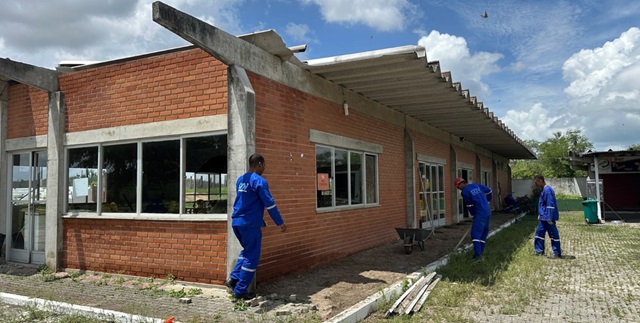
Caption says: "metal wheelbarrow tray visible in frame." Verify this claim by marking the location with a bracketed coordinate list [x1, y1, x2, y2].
[394, 228, 434, 254]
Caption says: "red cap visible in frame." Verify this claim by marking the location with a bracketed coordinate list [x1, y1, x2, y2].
[454, 177, 466, 188]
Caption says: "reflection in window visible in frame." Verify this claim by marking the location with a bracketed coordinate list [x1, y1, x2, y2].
[65, 134, 228, 215]
[335, 149, 348, 206]
[104, 144, 137, 213]
[68, 147, 98, 211]
[316, 146, 333, 208]
[143, 140, 180, 213]
[185, 135, 228, 214]
[316, 145, 378, 209]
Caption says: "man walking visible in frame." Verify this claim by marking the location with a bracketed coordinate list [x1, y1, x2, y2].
[225, 153, 287, 300]
[455, 178, 493, 262]
[533, 175, 562, 258]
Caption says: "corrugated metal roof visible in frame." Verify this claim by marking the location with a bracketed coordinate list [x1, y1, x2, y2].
[301, 46, 535, 159]
[241, 31, 534, 159]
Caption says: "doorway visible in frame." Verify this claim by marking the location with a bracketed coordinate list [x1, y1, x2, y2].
[8, 151, 47, 264]
[457, 168, 473, 222]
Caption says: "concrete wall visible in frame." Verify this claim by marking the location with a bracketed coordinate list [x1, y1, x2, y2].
[512, 177, 587, 198]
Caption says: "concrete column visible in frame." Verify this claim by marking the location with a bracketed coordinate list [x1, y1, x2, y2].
[45, 91, 65, 271]
[450, 145, 458, 224]
[0, 81, 8, 259]
[226, 65, 255, 282]
[404, 129, 416, 228]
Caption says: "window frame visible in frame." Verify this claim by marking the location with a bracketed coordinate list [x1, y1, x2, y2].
[315, 144, 379, 211]
[64, 132, 228, 219]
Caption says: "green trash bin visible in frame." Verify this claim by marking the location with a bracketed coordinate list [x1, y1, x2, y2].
[581, 200, 599, 224]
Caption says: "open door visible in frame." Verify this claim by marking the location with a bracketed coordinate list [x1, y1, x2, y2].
[8, 151, 47, 264]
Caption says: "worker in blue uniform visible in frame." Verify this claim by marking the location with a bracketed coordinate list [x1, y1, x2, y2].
[455, 178, 493, 262]
[225, 153, 287, 300]
[533, 175, 562, 258]
[503, 194, 522, 214]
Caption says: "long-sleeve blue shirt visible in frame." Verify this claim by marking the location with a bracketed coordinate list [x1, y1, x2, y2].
[231, 172, 284, 228]
[461, 183, 493, 217]
[538, 185, 559, 221]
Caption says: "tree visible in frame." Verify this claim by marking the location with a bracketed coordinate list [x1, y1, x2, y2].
[510, 129, 593, 179]
[630, 144, 640, 151]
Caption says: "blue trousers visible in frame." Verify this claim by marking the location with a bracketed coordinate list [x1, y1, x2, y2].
[534, 220, 561, 256]
[229, 226, 262, 294]
[471, 214, 491, 257]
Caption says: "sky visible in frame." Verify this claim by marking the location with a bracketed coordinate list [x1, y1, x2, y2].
[1, 0, 639, 153]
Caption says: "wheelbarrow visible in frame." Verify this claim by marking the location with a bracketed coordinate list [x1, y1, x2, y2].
[395, 228, 434, 254]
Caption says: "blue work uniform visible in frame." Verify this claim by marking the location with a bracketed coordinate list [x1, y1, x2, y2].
[534, 185, 561, 256]
[229, 172, 284, 295]
[461, 183, 493, 258]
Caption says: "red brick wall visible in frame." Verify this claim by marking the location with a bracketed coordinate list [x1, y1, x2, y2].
[497, 165, 510, 207]
[457, 148, 476, 169]
[56, 48, 230, 284]
[479, 155, 492, 173]
[248, 72, 407, 282]
[63, 219, 228, 284]
[7, 83, 49, 139]
[60, 48, 227, 132]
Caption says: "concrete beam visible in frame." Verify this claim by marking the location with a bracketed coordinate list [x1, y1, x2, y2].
[151, 1, 336, 101]
[0, 58, 58, 92]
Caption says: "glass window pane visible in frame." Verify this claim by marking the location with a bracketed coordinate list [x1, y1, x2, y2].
[11, 153, 30, 250]
[67, 147, 98, 211]
[316, 146, 333, 208]
[185, 135, 228, 214]
[350, 152, 363, 205]
[366, 154, 377, 204]
[334, 149, 349, 206]
[103, 144, 137, 213]
[143, 140, 180, 213]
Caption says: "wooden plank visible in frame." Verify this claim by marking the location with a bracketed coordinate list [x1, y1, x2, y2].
[397, 272, 436, 315]
[411, 274, 442, 313]
[385, 273, 432, 317]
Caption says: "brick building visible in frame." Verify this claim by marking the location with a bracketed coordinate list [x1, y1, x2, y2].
[0, 2, 534, 286]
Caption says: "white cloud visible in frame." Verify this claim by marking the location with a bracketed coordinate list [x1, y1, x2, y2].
[300, 0, 419, 32]
[561, 27, 640, 150]
[563, 27, 640, 101]
[285, 23, 317, 44]
[418, 30, 503, 98]
[0, 0, 247, 68]
[502, 103, 564, 142]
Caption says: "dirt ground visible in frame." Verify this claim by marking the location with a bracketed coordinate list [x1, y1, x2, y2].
[0, 212, 520, 321]
[257, 212, 521, 320]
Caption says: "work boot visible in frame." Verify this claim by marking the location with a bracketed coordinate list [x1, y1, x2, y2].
[224, 278, 238, 290]
[232, 292, 256, 301]
[532, 252, 545, 256]
[472, 255, 483, 263]
[547, 254, 563, 259]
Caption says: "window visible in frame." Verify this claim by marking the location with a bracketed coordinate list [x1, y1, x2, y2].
[66, 134, 227, 215]
[316, 145, 378, 209]
[482, 170, 491, 187]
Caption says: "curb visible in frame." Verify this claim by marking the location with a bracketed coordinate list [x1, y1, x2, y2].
[0, 292, 165, 323]
[325, 213, 526, 323]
